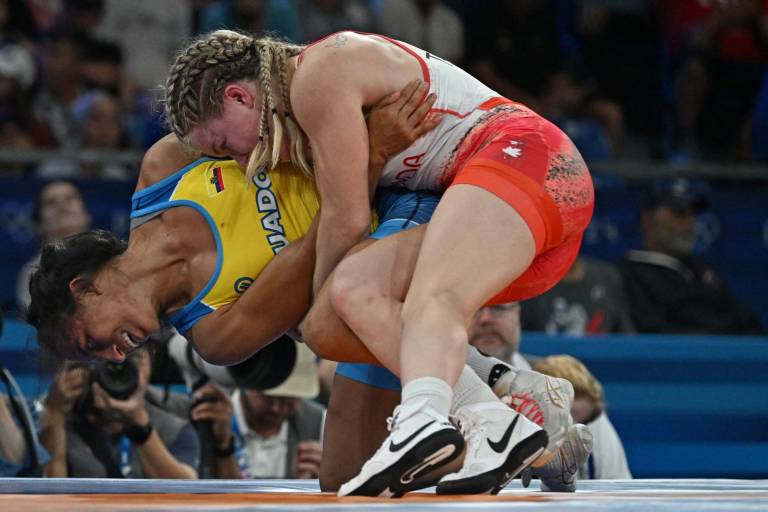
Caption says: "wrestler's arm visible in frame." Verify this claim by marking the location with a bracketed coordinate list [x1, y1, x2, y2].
[187, 220, 318, 365]
[292, 56, 371, 295]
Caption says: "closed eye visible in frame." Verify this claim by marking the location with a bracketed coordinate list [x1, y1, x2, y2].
[86, 337, 99, 351]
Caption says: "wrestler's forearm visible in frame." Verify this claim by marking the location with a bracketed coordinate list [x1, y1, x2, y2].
[313, 211, 369, 294]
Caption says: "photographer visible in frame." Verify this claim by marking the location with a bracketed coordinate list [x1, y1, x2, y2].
[0, 314, 48, 477]
[189, 381, 241, 479]
[0, 386, 49, 477]
[186, 339, 324, 479]
[39, 347, 199, 478]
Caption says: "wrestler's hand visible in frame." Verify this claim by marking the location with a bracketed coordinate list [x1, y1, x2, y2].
[367, 79, 442, 164]
[294, 440, 322, 479]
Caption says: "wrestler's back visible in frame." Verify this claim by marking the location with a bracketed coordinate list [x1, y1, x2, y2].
[296, 32, 515, 192]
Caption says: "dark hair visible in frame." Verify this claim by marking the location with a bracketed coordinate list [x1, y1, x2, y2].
[27, 229, 127, 356]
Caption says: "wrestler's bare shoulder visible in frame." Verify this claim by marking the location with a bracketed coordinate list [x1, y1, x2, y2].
[136, 134, 200, 192]
[291, 31, 422, 108]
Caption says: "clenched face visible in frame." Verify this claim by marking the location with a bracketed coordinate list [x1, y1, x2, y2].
[189, 82, 264, 168]
[65, 270, 159, 362]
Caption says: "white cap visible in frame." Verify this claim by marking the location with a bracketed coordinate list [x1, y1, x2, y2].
[262, 341, 319, 399]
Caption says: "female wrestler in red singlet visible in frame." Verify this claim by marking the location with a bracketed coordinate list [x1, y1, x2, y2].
[164, 30, 594, 497]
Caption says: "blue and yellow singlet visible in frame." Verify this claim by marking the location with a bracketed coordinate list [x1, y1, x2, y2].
[130, 158, 321, 334]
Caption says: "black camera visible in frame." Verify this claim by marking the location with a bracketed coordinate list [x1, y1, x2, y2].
[74, 359, 140, 416]
[93, 360, 139, 400]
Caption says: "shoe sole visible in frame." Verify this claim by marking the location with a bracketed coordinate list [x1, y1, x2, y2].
[343, 428, 466, 498]
[435, 429, 548, 495]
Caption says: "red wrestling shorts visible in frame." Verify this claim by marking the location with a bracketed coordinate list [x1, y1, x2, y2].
[449, 103, 595, 304]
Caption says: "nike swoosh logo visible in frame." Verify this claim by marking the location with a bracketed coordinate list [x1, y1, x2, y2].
[487, 415, 519, 453]
[389, 420, 436, 452]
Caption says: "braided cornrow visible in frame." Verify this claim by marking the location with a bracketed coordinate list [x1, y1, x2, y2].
[275, 45, 312, 176]
[165, 31, 261, 141]
[165, 30, 309, 178]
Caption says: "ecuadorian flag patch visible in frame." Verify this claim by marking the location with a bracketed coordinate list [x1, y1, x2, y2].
[206, 166, 225, 196]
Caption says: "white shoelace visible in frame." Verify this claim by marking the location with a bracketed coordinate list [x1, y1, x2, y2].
[453, 412, 486, 457]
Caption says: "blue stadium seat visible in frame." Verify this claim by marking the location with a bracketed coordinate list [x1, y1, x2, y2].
[523, 333, 768, 478]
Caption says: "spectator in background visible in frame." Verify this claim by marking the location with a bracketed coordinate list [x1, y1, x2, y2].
[78, 36, 122, 96]
[0, 0, 40, 45]
[376, 0, 465, 64]
[31, 31, 83, 149]
[188, 380, 242, 479]
[39, 347, 200, 478]
[522, 256, 635, 336]
[54, 0, 105, 36]
[0, 391, 42, 476]
[197, 342, 325, 479]
[534, 354, 632, 480]
[621, 177, 763, 335]
[468, 302, 531, 370]
[198, 0, 301, 42]
[76, 34, 157, 149]
[0, 315, 49, 477]
[464, 0, 623, 158]
[658, 0, 768, 161]
[467, 303, 597, 491]
[93, 0, 192, 93]
[572, 0, 665, 159]
[16, 180, 91, 314]
[0, 42, 36, 171]
[296, 0, 373, 42]
[0, 392, 26, 475]
[36, 91, 132, 180]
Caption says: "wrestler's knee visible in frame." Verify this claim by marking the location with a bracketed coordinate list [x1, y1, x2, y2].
[328, 253, 372, 327]
[299, 310, 333, 360]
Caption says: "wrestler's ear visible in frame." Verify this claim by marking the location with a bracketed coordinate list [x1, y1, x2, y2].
[223, 84, 255, 107]
[69, 277, 98, 299]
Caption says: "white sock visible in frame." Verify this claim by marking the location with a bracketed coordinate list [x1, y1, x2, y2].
[450, 365, 507, 414]
[401, 377, 452, 417]
[465, 345, 515, 387]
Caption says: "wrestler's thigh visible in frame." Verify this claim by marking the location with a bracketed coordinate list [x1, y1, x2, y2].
[405, 184, 536, 315]
[319, 374, 400, 491]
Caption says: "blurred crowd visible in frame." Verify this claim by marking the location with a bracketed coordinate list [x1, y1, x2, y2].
[0, 0, 766, 182]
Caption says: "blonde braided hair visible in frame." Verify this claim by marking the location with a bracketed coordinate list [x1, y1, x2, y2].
[164, 30, 311, 179]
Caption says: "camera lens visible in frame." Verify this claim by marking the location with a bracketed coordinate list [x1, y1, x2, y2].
[95, 360, 139, 400]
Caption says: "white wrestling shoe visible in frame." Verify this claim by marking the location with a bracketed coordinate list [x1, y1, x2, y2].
[492, 369, 574, 464]
[436, 402, 548, 495]
[338, 401, 465, 497]
[535, 423, 593, 492]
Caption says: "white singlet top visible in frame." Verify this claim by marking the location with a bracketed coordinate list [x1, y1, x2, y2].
[373, 37, 507, 192]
